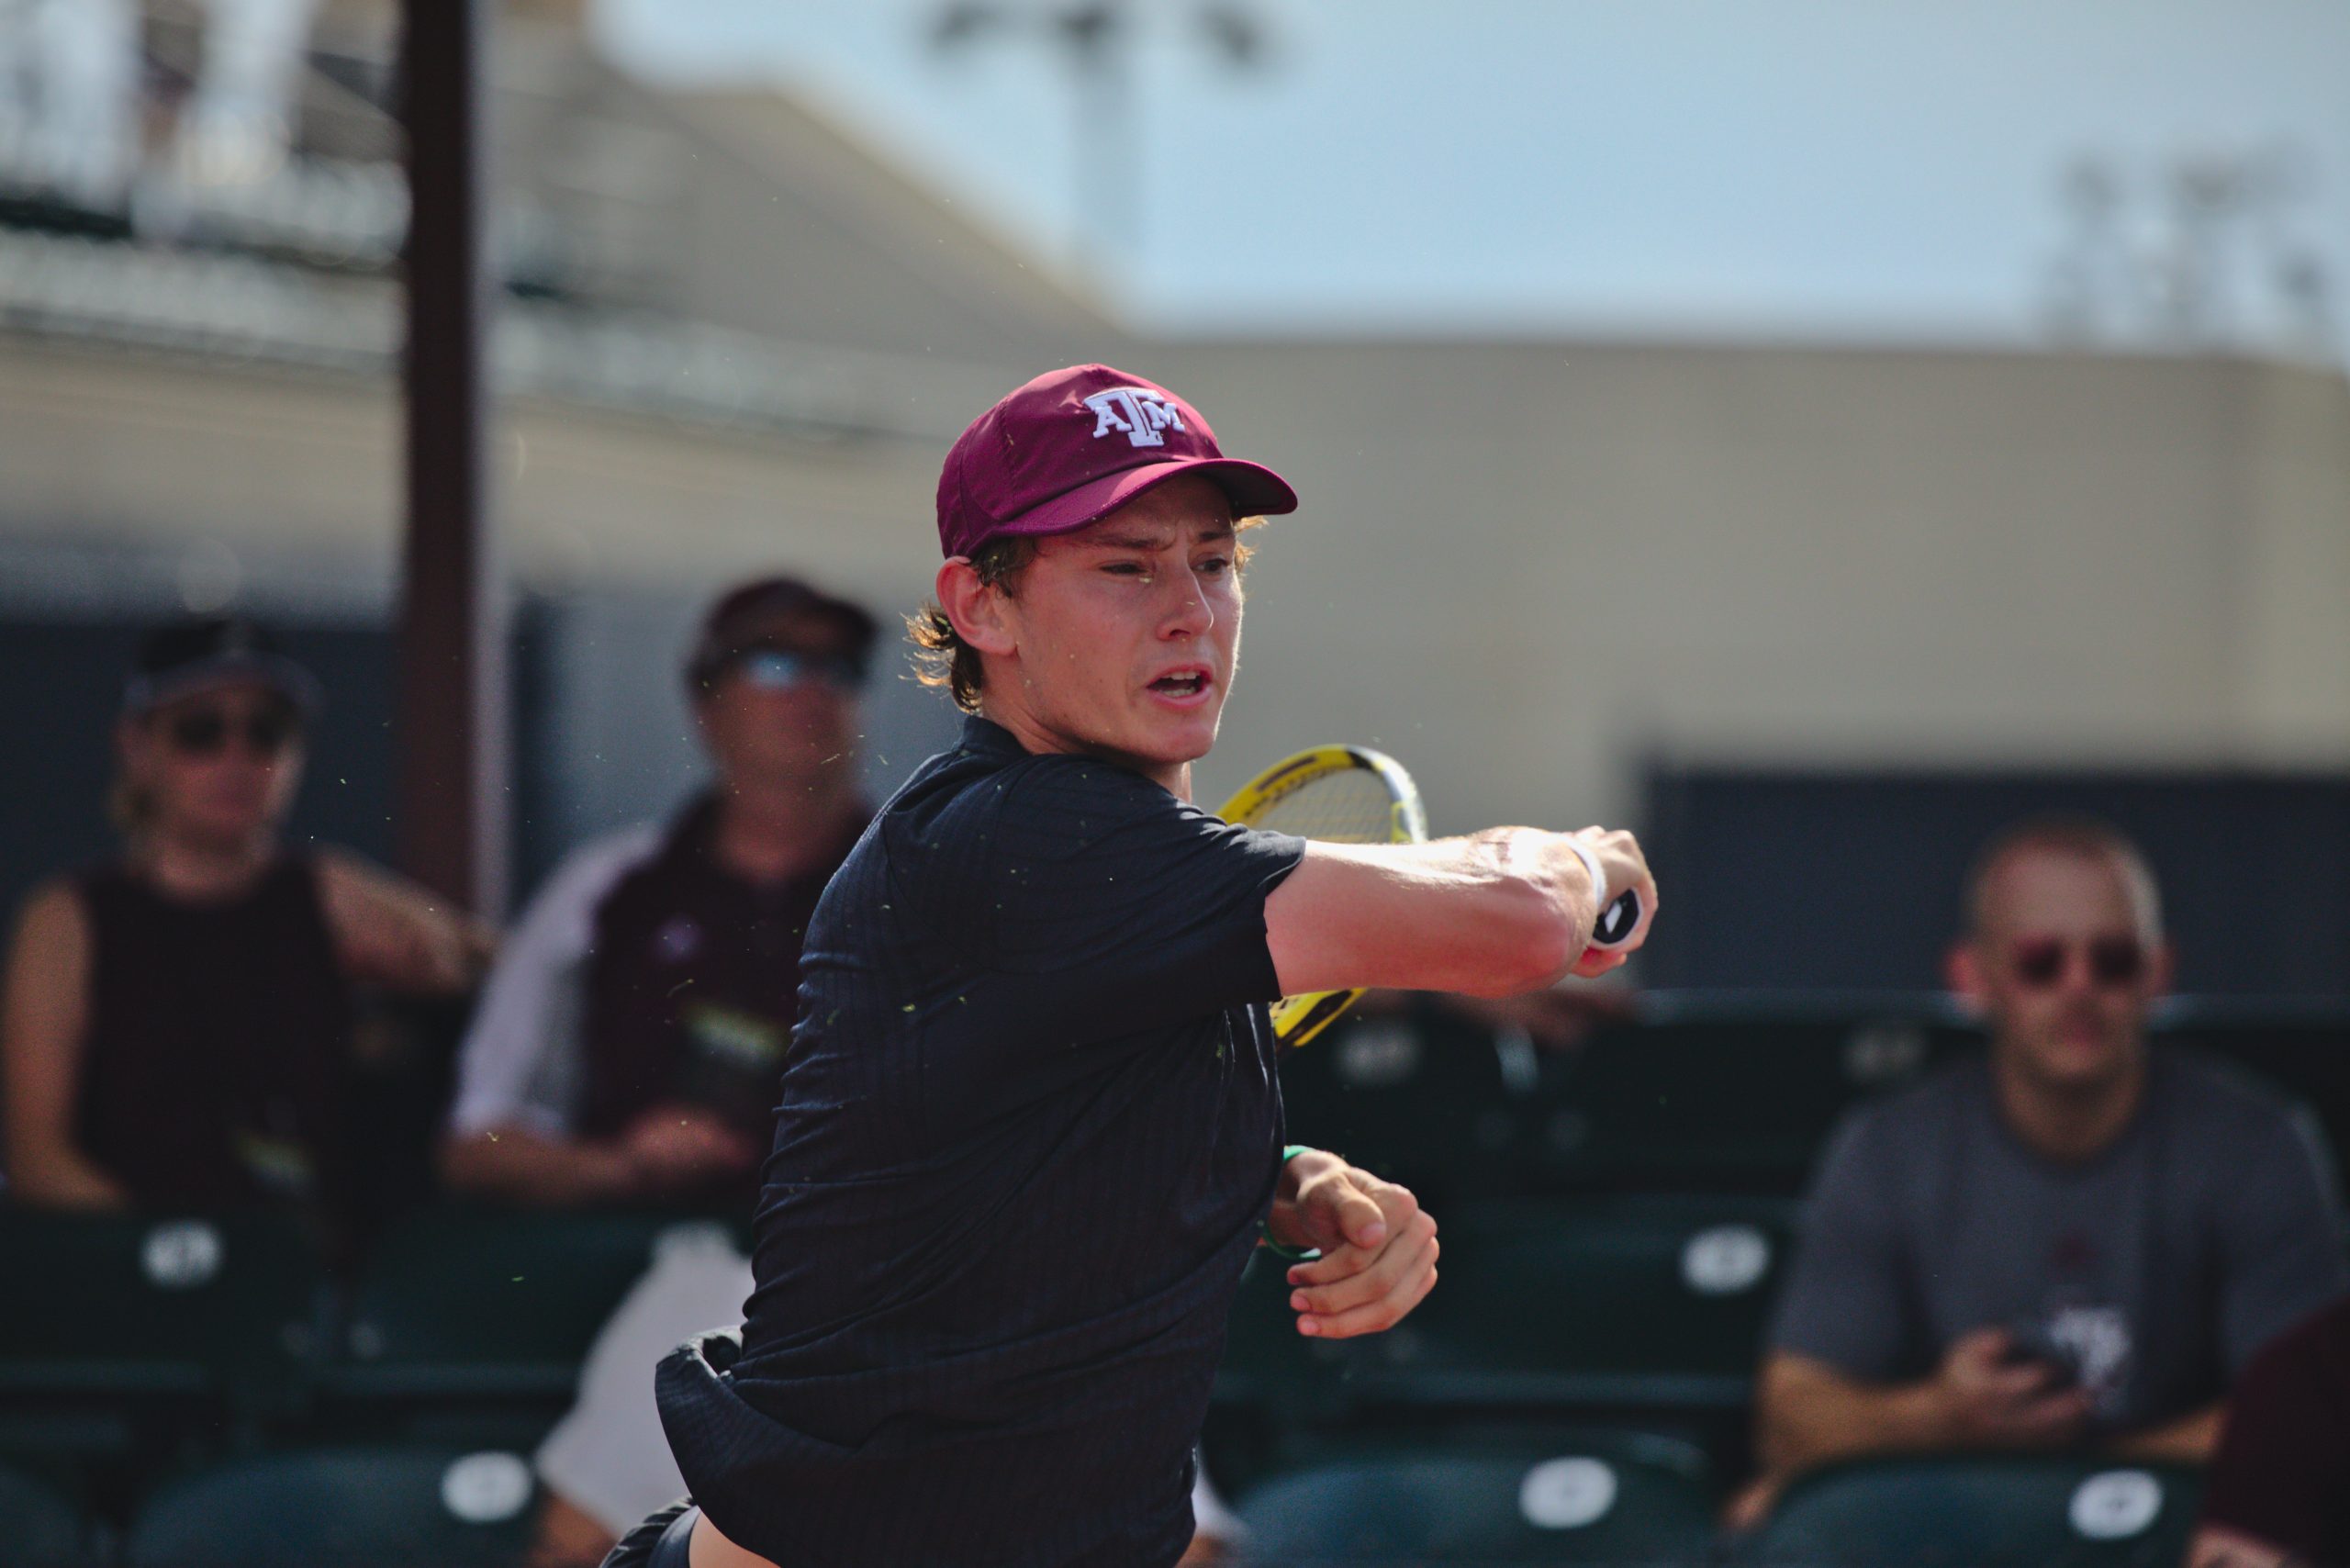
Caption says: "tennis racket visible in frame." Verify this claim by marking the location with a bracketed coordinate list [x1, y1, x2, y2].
[1222, 745, 1428, 1047]
[1222, 746, 1644, 1047]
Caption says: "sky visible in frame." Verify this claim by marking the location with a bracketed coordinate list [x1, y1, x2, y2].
[590, 0, 2348, 351]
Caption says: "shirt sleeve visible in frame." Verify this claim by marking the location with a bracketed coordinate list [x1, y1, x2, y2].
[2214, 1103, 2350, 1378]
[2199, 1302, 2350, 1562]
[1767, 1107, 1918, 1381]
[961, 757, 1306, 1036]
[447, 828, 657, 1137]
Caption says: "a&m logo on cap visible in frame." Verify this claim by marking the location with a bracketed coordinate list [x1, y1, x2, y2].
[1083, 386, 1188, 448]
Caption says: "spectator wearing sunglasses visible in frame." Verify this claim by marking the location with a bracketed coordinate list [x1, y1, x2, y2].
[0, 617, 490, 1215]
[1740, 816, 2345, 1522]
[436, 575, 877, 1563]
[442, 575, 877, 1214]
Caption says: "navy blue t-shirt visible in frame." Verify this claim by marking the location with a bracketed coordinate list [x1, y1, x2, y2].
[657, 716, 1307, 1568]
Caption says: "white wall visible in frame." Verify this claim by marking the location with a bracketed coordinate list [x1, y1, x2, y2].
[3, 336, 2344, 857]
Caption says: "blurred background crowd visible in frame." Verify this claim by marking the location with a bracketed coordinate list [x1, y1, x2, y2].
[1, 2, 2347, 1566]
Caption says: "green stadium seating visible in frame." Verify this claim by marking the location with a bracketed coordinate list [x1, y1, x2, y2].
[2161, 1011, 2350, 1192]
[1521, 1006, 1974, 1193]
[1203, 1247, 1363, 1495]
[317, 1207, 717, 1443]
[1279, 998, 1523, 1205]
[1233, 1430, 1716, 1565]
[0, 1209, 325, 1462]
[1344, 1194, 1796, 1417]
[125, 1445, 537, 1567]
[1740, 1456, 2204, 1567]
[0, 1461, 85, 1568]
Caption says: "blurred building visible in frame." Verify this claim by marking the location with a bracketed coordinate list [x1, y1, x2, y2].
[2, 5, 2346, 982]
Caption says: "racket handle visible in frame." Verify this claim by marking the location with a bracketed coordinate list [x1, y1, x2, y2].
[1590, 890, 1641, 950]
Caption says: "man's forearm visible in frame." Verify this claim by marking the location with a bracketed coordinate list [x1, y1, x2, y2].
[4, 1139, 132, 1209]
[2188, 1523, 2302, 1568]
[439, 1125, 637, 1207]
[1758, 1355, 1953, 1476]
[2109, 1403, 2223, 1463]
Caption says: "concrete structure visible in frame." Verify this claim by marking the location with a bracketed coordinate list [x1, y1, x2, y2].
[2, 15, 2344, 875]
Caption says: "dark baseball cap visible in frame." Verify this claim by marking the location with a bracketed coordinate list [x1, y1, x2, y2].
[124, 616, 322, 716]
[686, 574, 878, 693]
[934, 364, 1298, 558]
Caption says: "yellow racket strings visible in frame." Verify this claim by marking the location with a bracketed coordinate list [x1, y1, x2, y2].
[1236, 767, 1398, 845]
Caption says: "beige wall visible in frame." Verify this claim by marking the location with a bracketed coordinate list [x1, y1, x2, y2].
[0, 339, 948, 619]
[1147, 343, 2350, 830]
[3, 336, 2344, 841]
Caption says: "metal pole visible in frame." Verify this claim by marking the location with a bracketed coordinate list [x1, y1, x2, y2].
[397, 0, 506, 914]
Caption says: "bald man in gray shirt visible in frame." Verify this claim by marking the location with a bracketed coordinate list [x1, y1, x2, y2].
[1747, 818, 2345, 1518]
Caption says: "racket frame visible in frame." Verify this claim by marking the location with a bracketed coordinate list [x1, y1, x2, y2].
[1219, 745, 1427, 1048]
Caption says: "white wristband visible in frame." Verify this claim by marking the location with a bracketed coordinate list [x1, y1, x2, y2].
[1566, 838, 1609, 923]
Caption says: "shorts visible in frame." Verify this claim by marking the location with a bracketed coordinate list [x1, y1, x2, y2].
[539, 1223, 755, 1534]
[600, 1498, 699, 1568]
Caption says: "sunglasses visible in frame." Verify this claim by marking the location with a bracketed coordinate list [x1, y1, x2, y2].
[162, 706, 300, 758]
[2009, 935, 2146, 990]
[726, 647, 867, 692]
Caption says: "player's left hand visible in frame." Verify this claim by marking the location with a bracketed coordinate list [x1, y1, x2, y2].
[1265, 1150, 1438, 1338]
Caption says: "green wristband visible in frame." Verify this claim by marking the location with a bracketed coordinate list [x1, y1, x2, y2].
[1261, 1144, 1323, 1262]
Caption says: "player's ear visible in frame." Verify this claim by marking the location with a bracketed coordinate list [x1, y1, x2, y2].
[935, 557, 1017, 656]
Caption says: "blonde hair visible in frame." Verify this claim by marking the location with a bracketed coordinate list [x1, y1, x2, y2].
[910, 518, 1262, 713]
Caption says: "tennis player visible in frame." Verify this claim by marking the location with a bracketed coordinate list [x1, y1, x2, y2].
[619, 364, 1657, 1568]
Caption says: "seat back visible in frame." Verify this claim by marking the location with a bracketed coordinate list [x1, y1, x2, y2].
[1281, 1001, 1522, 1204]
[1348, 1195, 1796, 1415]
[1205, 1248, 1364, 1495]
[2162, 1015, 2350, 1192]
[126, 1445, 537, 1567]
[329, 1207, 693, 1404]
[1236, 1432, 1716, 1565]
[0, 1209, 323, 1451]
[0, 1461, 84, 1568]
[1743, 1457, 2204, 1568]
[1524, 1010, 1968, 1193]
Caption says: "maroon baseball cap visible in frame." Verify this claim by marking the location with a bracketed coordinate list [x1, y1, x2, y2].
[935, 364, 1298, 558]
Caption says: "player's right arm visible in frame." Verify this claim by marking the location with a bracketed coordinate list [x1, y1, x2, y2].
[1264, 826, 1654, 999]
[0, 881, 132, 1208]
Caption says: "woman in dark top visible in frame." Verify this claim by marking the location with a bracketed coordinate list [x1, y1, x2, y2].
[0, 617, 490, 1213]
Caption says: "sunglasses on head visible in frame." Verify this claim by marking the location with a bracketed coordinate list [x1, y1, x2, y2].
[162, 705, 299, 758]
[2009, 935, 2147, 990]
[726, 646, 867, 692]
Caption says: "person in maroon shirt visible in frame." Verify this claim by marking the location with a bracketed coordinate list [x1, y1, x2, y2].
[0, 617, 489, 1216]
[2190, 1295, 2350, 1568]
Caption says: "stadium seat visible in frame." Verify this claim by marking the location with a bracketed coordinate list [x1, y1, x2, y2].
[1343, 1194, 1797, 1418]
[0, 1209, 325, 1462]
[125, 1445, 537, 1567]
[1520, 1007, 1973, 1193]
[318, 1207, 721, 1443]
[1279, 998, 1523, 1204]
[1203, 1247, 1361, 1496]
[1233, 1430, 1716, 1565]
[1740, 1456, 2204, 1567]
[0, 1460, 85, 1568]
[2161, 1013, 2350, 1190]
